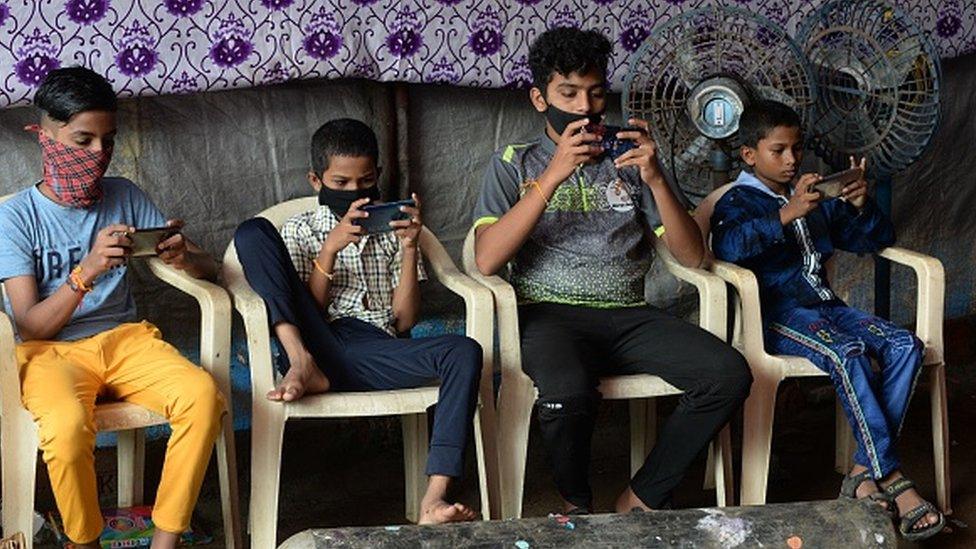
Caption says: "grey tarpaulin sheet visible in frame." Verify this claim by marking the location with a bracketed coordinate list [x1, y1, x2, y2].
[1, 54, 974, 348]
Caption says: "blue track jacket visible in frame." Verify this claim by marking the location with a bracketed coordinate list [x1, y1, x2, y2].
[710, 171, 895, 322]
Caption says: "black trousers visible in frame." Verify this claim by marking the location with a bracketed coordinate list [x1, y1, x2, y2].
[234, 217, 482, 477]
[518, 302, 751, 509]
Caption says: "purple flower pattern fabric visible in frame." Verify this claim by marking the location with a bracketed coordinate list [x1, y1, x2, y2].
[115, 20, 159, 78]
[0, 0, 972, 108]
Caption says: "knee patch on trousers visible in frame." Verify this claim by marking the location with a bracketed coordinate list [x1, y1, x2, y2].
[537, 391, 601, 421]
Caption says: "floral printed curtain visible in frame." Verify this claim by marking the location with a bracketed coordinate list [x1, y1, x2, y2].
[1, 0, 973, 108]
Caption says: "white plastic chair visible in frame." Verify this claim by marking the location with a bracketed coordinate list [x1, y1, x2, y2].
[0, 190, 241, 549]
[461, 226, 734, 519]
[695, 185, 950, 513]
[221, 197, 500, 548]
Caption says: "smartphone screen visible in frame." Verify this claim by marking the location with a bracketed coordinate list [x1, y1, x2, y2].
[353, 199, 415, 234]
[814, 167, 863, 199]
[130, 227, 179, 257]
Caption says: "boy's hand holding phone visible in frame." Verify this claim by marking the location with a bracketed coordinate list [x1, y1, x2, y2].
[613, 118, 663, 188]
[79, 223, 135, 282]
[541, 118, 602, 191]
[780, 174, 822, 225]
[323, 197, 369, 255]
[156, 219, 190, 269]
[840, 156, 868, 209]
[389, 193, 423, 249]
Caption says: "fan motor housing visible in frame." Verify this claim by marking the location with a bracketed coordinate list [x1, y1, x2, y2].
[687, 77, 749, 140]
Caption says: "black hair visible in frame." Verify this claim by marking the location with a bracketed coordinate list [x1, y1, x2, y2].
[528, 27, 612, 93]
[33, 66, 117, 122]
[738, 100, 802, 148]
[310, 118, 379, 175]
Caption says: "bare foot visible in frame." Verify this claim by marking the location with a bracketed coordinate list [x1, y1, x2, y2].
[150, 528, 180, 549]
[880, 472, 941, 532]
[266, 352, 330, 402]
[614, 486, 652, 514]
[418, 498, 477, 524]
[558, 497, 591, 514]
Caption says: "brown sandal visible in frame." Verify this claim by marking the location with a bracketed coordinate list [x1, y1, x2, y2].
[839, 469, 895, 518]
[883, 477, 945, 542]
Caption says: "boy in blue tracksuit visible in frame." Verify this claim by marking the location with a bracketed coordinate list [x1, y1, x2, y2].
[710, 100, 944, 541]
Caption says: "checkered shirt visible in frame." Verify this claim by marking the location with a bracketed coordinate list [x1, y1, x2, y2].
[280, 204, 427, 336]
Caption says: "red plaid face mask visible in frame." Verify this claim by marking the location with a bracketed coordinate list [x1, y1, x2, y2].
[29, 126, 112, 208]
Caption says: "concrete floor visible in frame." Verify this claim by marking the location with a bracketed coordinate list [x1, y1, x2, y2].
[28, 359, 974, 548]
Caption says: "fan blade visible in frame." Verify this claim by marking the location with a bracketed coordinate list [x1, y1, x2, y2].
[754, 85, 803, 111]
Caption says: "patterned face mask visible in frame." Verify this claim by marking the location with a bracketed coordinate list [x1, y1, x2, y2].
[28, 125, 111, 208]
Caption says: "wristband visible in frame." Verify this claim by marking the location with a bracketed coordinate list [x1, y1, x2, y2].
[522, 179, 550, 207]
[312, 259, 334, 280]
[68, 265, 93, 295]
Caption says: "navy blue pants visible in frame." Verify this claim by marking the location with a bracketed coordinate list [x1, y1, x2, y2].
[234, 217, 482, 478]
[766, 302, 924, 479]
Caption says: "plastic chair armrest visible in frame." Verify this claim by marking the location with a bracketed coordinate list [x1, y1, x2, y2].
[147, 258, 232, 381]
[0, 311, 27, 419]
[652, 238, 727, 338]
[876, 247, 945, 358]
[418, 229, 494, 347]
[709, 260, 771, 367]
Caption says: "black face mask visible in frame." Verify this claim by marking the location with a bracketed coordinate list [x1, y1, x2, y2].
[544, 103, 604, 136]
[318, 184, 381, 218]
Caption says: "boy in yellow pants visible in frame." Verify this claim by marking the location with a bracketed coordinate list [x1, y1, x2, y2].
[0, 67, 225, 549]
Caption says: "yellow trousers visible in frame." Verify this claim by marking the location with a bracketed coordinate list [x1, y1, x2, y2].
[16, 321, 225, 544]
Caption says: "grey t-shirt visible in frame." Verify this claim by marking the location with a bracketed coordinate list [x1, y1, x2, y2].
[473, 135, 688, 307]
[0, 178, 167, 341]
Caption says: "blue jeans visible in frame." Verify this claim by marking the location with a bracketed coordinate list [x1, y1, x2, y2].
[234, 217, 482, 477]
[765, 302, 924, 479]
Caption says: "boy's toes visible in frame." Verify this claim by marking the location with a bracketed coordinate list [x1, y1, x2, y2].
[418, 500, 477, 524]
[280, 383, 304, 401]
[920, 512, 940, 530]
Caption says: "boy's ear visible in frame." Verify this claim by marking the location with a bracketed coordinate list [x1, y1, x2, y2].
[307, 170, 323, 192]
[740, 145, 757, 167]
[39, 114, 60, 140]
[529, 87, 547, 113]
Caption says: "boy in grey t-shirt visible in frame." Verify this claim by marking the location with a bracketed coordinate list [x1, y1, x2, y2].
[473, 28, 751, 514]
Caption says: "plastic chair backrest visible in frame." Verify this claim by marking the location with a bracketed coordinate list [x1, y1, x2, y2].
[693, 183, 735, 244]
[252, 196, 319, 230]
[222, 196, 318, 276]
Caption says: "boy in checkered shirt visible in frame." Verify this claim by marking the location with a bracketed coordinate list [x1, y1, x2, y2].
[234, 118, 483, 524]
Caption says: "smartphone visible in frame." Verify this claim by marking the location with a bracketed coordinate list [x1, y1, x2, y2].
[129, 226, 180, 257]
[601, 125, 641, 160]
[583, 123, 641, 159]
[353, 199, 416, 234]
[814, 167, 863, 199]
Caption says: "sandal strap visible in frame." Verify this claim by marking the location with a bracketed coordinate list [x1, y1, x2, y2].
[867, 492, 890, 504]
[900, 501, 940, 534]
[840, 470, 877, 498]
[883, 477, 916, 499]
